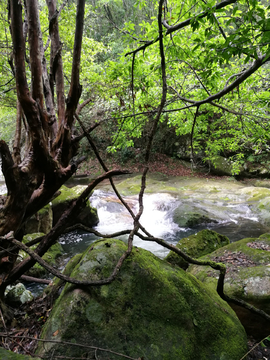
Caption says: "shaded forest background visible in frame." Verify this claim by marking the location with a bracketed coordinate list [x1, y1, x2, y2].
[1, 0, 270, 178]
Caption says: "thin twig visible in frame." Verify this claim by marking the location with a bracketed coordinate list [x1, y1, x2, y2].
[0, 334, 138, 359]
[190, 106, 200, 170]
[144, 0, 167, 163]
[239, 335, 270, 360]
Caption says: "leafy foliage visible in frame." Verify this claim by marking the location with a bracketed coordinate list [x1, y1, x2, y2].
[1, 0, 270, 174]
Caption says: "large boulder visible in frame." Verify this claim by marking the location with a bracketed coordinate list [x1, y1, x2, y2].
[188, 233, 270, 337]
[173, 204, 218, 228]
[37, 239, 247, 360]
[209, 155, 234, 176]
[23, 203, 53, 235]
[51, 185, 98, 227]
[165, 229, 229, 269]
[240, 186, 270, 226]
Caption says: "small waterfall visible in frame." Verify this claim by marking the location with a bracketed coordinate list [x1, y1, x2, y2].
[91, 190, 185, 258]
[59, 188, 270, 261]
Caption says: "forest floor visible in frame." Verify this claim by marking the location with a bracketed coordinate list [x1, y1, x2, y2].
[1, 152, 269, 359]
[2, 284, 269, 359]
[76, 152, 224, 179]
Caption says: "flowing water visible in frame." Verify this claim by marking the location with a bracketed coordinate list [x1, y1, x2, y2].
[59, 187, 270, 262]
[2, 173, 270, 295]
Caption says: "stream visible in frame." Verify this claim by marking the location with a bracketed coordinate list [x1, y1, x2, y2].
[58, 175, 270, 262]
[1, 173, 270, 295]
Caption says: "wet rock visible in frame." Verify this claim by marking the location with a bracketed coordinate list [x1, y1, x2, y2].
[173, 204, 218, 228]
[24, 203, 53, 235]
[209, 155, 235, 176]
[37, 239, 247, 360]
[165, 229, 229, 269]
[5, 283, 33, 306]
[188, 233, 270, 337]
[19, 233, 63, 278]
[51, 185, 98, 227]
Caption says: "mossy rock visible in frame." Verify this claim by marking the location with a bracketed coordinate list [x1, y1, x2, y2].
[239, 186, 270, 202]
[173, 204, 218, 228]
[51, 185, 98, 227]
[209, 155, 234, 176]
[37, 239, 247, 360]
[5, 282, 34, 306]
[188, 233, 270, 336]
[24, 203, 53, 235]
[19, 233, 63, 278]
[165, 229, 229, 269]
[0, 348, 41, 360]
[45, 253, 83, 300]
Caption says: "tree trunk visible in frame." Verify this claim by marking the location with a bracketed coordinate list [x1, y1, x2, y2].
[0, 0, 86, 298]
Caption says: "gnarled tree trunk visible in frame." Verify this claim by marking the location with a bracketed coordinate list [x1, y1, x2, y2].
[0, 0, 85, 294]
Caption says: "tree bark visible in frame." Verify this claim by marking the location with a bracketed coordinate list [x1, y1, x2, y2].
[0, 0, 87, 293]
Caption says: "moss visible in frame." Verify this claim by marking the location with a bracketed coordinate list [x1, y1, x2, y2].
[0, 348, 41, 359]
[20, 233, 63, 278]
[51, 185, 98, 227]
[192, 235, 270, 264]
[239, 187, 270, 202]
[51, 185, 87, 205]
[45, 252, 83, 298]
[165, 230, 229, 269]
[37, 239, 247, 360]
[188, 233, 270, 310]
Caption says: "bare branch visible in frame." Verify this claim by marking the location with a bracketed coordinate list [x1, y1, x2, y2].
[125, 0, 238, 57]
[0, 140, 15, 193]
[75, 113, 153, 238]
[0, 334, 138, 360]
[12, 101, 22, 165]
[9, 0, 32, 109]
[5, 169, 129, 284]
[190, 106, 200, 169]
[47, 0, 65, 125]
[66, 0, 85, 122]
[144, 0, 167, 162]
[26, 0, 43, 105]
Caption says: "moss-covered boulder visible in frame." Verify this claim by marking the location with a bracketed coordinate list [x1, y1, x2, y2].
[23, 203, 53, 235]
[173, 204, 218, 228]
[45, 253, 83, 300]
[188, 233, 270, 336]
[51, 185, 98, 227]
[37, 239, 247, 360]
[19, 233, 63, 278]
[241, 186, 270, 226]
[5, 282, 33, 306]
[209, 155, 234, 176]
[0, 348, 41, 360]
[165, 230, 229, 269]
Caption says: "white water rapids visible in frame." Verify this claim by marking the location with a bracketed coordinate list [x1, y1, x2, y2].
[1, 172, 269, 259]
[90, 190, 184, 258]
[59, 187, 269, 260]
[2, 174, 269, 295]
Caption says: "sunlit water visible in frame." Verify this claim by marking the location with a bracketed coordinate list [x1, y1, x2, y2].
[0, 167, 268, 293]
[59, 189, 269, 263]
[1, 180, 265, 296]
